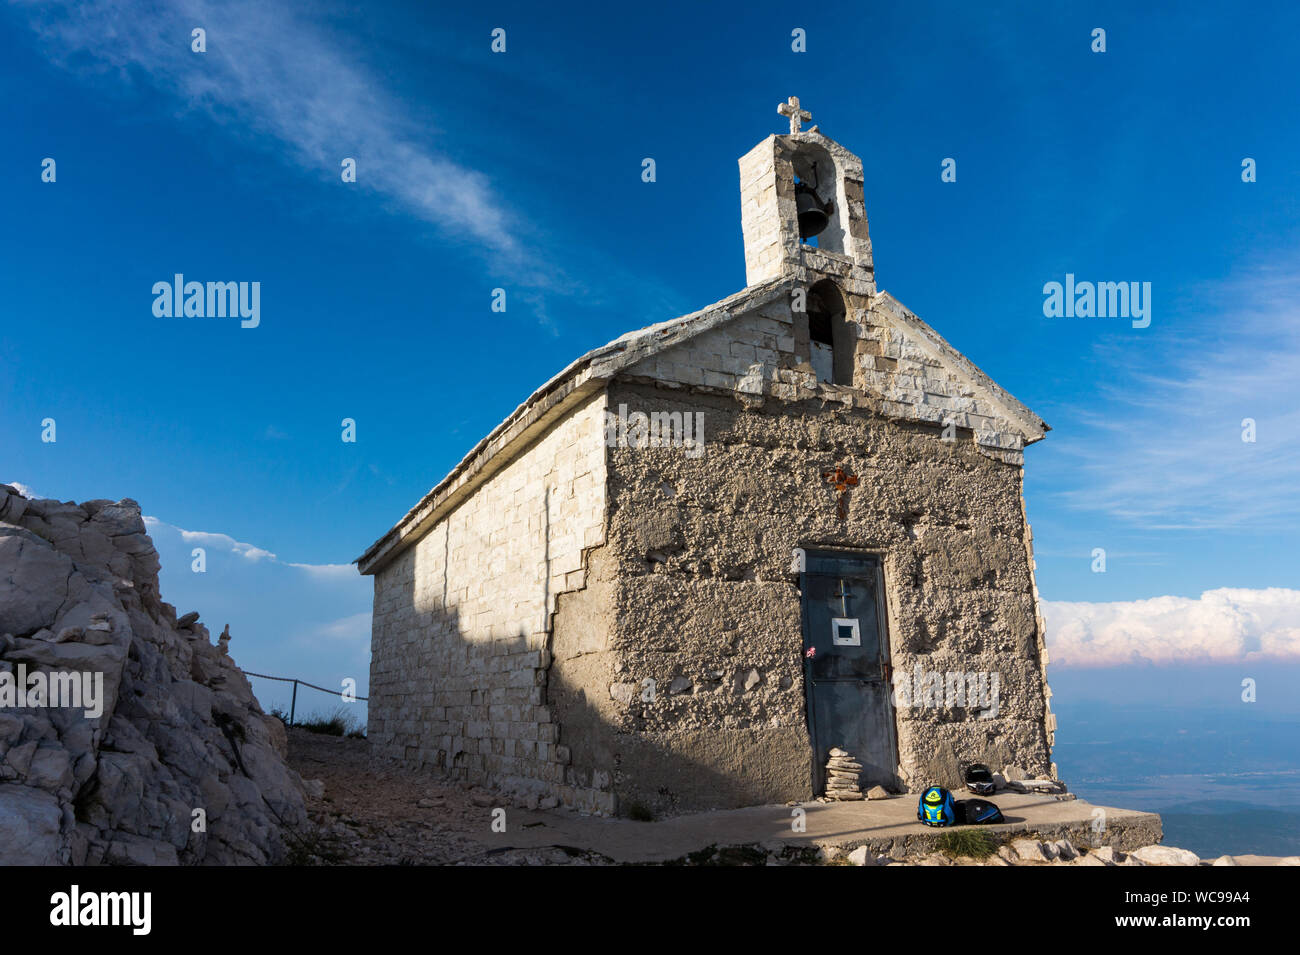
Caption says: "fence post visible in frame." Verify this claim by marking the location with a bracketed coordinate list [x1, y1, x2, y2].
[290, 680, 298, 727]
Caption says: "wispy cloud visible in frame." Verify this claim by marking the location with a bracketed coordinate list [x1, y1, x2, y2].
[286, 562, 360, 580]
[144, 516, 275, 561]
[1049, 263, 1300, 530]
[1044, 587, 1300, 667]
[143, 515, 354, 576]
[303, 611, 371, 646]
[8, 0, 689, 328]
[10, 0, 518, 254]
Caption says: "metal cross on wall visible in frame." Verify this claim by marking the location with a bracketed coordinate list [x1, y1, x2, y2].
[822, 464, 859, 522]
[778, 96, 812, 134]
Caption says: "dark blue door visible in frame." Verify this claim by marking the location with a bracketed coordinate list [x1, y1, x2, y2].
[799, 550, 898, 793]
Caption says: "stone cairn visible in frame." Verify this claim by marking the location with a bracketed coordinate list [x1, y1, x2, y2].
[825, 747, 864, 800]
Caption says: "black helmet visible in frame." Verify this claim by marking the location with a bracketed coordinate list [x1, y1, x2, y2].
[964, 763, 995, 795]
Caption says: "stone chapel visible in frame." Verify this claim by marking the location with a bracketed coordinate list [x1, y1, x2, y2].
[357, 98, 1056, 816]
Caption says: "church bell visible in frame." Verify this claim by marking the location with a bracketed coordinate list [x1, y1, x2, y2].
[795, 173, 832, 239]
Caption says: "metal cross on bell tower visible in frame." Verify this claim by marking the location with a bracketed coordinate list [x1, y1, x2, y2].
[778, 95, 812, 134]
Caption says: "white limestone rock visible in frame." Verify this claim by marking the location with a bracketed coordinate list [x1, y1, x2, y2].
[0, 485, 308, 866]
[846, 846, 877, 866]
[1010, 838, 1050, 862]
[1020, 779, 1067, 794]
[1130, 845, 1201, 867]
[815, 845, 843, 863]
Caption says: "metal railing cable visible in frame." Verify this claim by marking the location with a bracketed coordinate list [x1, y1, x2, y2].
[243, 671, 368, 726]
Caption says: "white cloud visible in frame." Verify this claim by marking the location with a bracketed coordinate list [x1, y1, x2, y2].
[6, 0, 700, 330]
[287, 562, 359, 580]
[143, 516, 357, 576]
[1044, 587, 1300, 667]
[1049, 264, 1300, 530]
[4, 482, 38, 499]
[11, 0, 518, 255]
[143, 516, 276, 561]
[183, 529, 276, 562]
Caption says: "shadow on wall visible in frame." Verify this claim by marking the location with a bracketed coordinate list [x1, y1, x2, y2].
[370, 572, 793, 819]
[370, 382, 1054, 817]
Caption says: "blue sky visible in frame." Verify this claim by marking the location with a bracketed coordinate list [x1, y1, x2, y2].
[3, 0, 1299, 713]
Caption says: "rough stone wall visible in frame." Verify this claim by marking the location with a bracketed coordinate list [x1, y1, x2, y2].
[631, 305, 796, 392]
[864, 293, 1031, 455]
[627, 287, 1034, 462]
[574, 379, 1051, 815]
[368, 390, 608, 803]
[365, 273, 1051, 817]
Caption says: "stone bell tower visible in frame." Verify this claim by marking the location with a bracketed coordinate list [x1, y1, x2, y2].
[739, 96, 875, 296]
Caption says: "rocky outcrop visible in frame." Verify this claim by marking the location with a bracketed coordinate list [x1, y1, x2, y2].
[0, 485, 307, 864]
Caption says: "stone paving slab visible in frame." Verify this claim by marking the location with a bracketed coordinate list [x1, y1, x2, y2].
[487, 793, 1162, 863]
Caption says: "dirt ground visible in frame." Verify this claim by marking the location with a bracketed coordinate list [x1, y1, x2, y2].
[279, 729, 1059, 868]
[288, 728, 1269, 868]
[285, 728, 613, 865]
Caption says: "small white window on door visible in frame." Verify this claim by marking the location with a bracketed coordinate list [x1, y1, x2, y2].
[831, 617, 860, 646]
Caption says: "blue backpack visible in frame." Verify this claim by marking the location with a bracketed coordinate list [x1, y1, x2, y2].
[917, 786, 957, 827]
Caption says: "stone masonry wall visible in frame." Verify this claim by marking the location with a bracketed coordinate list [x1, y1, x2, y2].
[626, 285, 1034, 462]
[739, 132, 874, 287]
[368, 390, 608, 803]
[572, 379, 1051, 815]
[367, 280, 1051, 817]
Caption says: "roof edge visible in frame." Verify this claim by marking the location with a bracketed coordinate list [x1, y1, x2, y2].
[354, 277, 795, 574]
[874, 289, 1051, 442]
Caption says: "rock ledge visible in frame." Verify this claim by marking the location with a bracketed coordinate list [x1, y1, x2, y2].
[0, 485, 307, 865]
